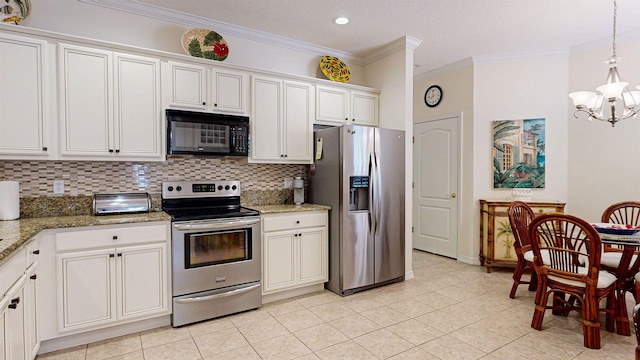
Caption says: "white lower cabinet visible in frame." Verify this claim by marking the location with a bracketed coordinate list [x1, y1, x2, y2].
[262, 212, 328, 295]
[53, 223, 170, 334]
[0, 244, 38, 360]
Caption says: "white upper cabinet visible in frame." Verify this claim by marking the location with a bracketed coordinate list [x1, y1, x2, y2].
[315, 85, 349, 124]
[250, 75, 313, 164]
[166, 61, 207, 110]
[58, 44, 162, 160]
[0, 33, 51, 159]
[315, 85, 379, 126]
[166, 61, 249, 115]
[350, 90, 379, 126]
[211, 68, 249, 114]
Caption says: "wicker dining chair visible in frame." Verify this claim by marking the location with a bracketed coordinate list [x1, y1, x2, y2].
[601, 201, 640, 274]
[507, 201, 537, 298]
[529, 213, 617, 349]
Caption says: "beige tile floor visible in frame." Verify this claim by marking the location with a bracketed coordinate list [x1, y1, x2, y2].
[37, 250, 637, 360]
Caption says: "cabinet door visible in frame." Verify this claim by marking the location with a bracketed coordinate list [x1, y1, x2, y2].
[298, 227, 328, 285]
[315, 85, 349, 124]
[59, 44, 113, 155]
[211, 69, 248, 114]
[24, 264, 38, 359]
[116, 243, 168, 320]
[167, 61, 207, 110]
[0, 34, 49, 157]
[57, 249, 115, 331]
[351, 90, 378, 126]
[263, 231, 296, 293]
[5, 276, 26, 360]
[114, 53, 162, 158]
[283, 81, 313, 163]
[0, 299, 6, 360]
[251, 75, 282, 161]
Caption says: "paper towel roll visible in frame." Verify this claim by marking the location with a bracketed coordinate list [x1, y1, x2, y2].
[0, 181, 19, 220]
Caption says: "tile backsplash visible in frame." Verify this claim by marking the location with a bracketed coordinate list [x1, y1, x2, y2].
[0, 157, 307, 198]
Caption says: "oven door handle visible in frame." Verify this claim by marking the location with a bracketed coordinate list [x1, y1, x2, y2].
[174, 283, 261, 304]
[173, 218, 260, 231]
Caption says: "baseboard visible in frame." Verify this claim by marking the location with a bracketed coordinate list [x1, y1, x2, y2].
[404, 270, 415, 280]
[457, 254, 480, 265]
[38, 316, 170, 355]
[262, 283, 325, 304]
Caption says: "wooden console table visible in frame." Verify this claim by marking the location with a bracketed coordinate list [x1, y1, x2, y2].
[479, 199, 565, 273]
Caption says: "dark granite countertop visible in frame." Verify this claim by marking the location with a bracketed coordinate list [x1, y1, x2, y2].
[0, 212, 171, 263]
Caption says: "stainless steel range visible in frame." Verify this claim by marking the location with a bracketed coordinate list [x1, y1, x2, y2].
[162, 180, 261, 327]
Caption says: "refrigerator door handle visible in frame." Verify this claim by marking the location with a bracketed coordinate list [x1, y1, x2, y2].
[368, 152, 376, 234]
[375, 151, 382, 235]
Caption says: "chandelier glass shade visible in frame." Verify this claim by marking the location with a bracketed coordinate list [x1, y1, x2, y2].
[569, 0, 640, 127]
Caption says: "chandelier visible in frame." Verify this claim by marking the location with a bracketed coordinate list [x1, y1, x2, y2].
[569, 0, 640, 127]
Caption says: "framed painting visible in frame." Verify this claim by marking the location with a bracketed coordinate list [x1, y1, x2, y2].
[492, 118, 545, 188]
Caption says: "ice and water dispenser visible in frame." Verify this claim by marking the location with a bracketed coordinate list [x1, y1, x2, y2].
[349, 176, 369, 211]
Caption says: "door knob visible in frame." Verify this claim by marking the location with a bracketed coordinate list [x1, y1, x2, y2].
[451, 193, 457, 198]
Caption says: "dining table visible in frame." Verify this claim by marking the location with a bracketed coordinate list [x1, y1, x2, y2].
[596, 230, 640, 336]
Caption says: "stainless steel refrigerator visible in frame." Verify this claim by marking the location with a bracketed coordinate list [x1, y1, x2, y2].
[309, 125, 405, 296]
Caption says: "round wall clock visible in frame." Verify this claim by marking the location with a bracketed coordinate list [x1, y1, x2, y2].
[424, 85, 443, 108]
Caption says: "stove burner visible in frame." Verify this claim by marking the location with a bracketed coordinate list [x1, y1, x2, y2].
[165, 206, 259, 222]
[161, 180, 259, 221]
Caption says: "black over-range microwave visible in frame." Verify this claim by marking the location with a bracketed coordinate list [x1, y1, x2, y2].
[166, 109, 249, 156]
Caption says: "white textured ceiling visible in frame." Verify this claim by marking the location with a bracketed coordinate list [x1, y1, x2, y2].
[130, 0, 640, 76]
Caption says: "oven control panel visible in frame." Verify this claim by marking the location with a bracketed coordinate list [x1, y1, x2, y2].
[162, 180, 241, 199]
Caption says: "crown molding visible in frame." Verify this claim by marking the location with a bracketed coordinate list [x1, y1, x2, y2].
[413, 57, 474, 83]
[364, 36, 423, 64]
[79, 0, 366, 64]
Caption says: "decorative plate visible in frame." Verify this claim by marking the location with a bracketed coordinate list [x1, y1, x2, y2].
[1, 0, 31, 25]
[591, 223, 640, 236]
[320, 56, 350, 83]
[181, 28, 229, 62]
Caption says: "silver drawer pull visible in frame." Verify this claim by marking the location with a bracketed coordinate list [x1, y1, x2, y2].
[175, 283, 260, 304]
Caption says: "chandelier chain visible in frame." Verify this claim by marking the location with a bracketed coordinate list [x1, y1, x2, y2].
[612, 0, 617, 57]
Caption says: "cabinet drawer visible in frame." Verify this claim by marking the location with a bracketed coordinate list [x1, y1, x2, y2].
[56, 224, 168, 252]
[263, 212, 327, 232]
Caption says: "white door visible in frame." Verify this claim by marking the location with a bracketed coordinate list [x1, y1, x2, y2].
[211, 69, 248, 114]
[350, 90, 378, 126]
[117, 243, 168, 320]
[263, 231, 296, 293]
[59, 44, 113, 155]
[57, 249, 115, 331]
[167, 61, 207, 110]
[298, 227, 327, 285]
[114, 53, 162, 158]
[283, 81, 313, 162]
[413, 116, 459, 258]
[251, 75, 282, 161]
[0, 34, 49, 157]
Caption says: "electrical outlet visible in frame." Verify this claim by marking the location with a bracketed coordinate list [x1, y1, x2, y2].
[53, 180, 65, 194]
[284, 178, 293, 189]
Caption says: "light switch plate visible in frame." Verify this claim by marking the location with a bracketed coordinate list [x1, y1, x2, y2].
[284, 178, 293, 189]
[53, 180, 64, 194]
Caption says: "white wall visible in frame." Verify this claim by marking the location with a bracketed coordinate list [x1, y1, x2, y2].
[413, 62, 475, 263]
[413, 54, 570, 265]
[365, 45, 415, 275]
[21, 0, 366, 84]
[567, 33, 640, 221]
[473, 54, 570, 261]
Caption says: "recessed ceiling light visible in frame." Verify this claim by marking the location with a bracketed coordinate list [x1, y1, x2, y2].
[334, 17, 349, 25]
